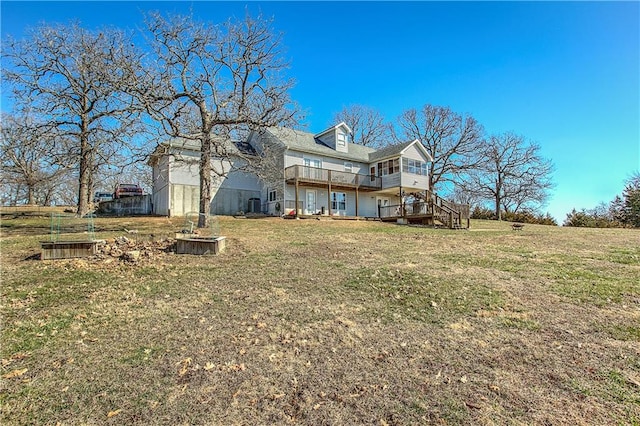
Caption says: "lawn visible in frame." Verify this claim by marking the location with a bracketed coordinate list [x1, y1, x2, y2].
[1, 214, 639, 425]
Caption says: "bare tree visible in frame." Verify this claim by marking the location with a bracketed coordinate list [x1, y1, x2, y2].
[2, 23, 145, 216]
[332, 104, 391, 147]
[0, 114, 70, 205]
[139, 12, 298, 227]
[394, 104, 484, 192]
[460, 132, 554, 220]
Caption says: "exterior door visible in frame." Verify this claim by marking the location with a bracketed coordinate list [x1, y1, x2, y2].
[306, 190, 317, 215]
[377, 197, 390, 217]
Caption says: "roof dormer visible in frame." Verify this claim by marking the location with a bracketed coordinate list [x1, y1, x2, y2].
[314, 122, 351, 153]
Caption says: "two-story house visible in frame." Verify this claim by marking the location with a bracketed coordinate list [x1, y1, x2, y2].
[251, 123, 433, 218]
[149, 123, 469, 227]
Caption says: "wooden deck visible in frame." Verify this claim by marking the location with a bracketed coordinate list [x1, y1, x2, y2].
[284, 165, 381, 191]
[379, 198, 470, 229]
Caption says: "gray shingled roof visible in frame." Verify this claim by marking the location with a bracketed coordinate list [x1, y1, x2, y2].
[265, 127, 376, 163]
[265, 127, 428, 164]
[151, 128, 428, 167]
[367, 140, 417, 162]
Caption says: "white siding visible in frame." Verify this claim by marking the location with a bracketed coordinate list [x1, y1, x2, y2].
[401, 173, 429, 191]
[316, 131, 336, 150]
[152, 156, 171, 215]
[315, 124, 349, 154]
[211, 167, 262, 215]
[381, 173, 401, 189]
[284, 184, 297, 214]
[402, 143, 429, 162]
[171, 184, 199, 217]
[357, 195, 377, 217]
[154, 149, 264, 216]
[169, 153, 200, 186]
[400, 143, 431, 191]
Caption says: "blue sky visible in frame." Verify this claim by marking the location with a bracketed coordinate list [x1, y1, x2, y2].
[2, 1, 639, 222]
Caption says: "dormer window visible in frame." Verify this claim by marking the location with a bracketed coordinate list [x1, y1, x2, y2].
[314, 123, 351, 152]
[337, 132, 347, 147]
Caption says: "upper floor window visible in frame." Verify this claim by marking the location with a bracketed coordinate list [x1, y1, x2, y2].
[304, 158, 321, 168]
[337, 132, 347, 146]
[377, 158, 400, 176]
[402, 158, 429, 176]
[344, 162, 353, 173]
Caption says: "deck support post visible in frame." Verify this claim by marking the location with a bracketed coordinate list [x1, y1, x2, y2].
[355, 186, 359, 217]
[327, 170, 332, 216]
[295, 179, 299, 216]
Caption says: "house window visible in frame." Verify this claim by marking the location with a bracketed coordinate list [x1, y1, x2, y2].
[344, 162, 353, 173]
[268, 190, 277, 202]
[337, 132, 347, 146]
[304, 158, 321, 168]
[331, 192, 346, 211]
[377, 158, 400, 176]
[402, 158, 428, 176]
[370, 166, 376, 182]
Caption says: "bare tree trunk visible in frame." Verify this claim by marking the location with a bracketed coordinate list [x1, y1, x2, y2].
[43, 188, 53, 206]
[12, 184, 21, 205]
[77, 131, 91, 216]
[27, 185, 36, 205]
[198, 133, 212, 228]
[495, 176, 502, 221]
[86, 163, 94, 206]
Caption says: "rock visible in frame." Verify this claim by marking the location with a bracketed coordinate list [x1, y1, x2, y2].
[123, 250, 140, 262]
[115, 236, 130, 245]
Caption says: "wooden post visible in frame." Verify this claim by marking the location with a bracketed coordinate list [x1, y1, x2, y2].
[327, 170, 332, 216]
[294, 178, 299, 216]
[355, 187, 359, 217]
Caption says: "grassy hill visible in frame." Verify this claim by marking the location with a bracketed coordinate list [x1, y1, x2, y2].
[1, 215, 638, 424]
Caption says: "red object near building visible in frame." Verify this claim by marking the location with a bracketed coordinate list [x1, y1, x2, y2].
[114, 183, 143, 199]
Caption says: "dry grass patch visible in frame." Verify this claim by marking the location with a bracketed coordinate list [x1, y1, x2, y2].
[1, 216, 639, 424]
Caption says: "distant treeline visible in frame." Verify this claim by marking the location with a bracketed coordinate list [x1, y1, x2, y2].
[563, 173, 640, 228]
[470, 207, 558, 226]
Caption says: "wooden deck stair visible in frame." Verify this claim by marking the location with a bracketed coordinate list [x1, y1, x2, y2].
[378, 192, 470, 229]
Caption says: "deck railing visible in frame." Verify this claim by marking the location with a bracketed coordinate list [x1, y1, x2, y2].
[284, 165, 382, 190]
[379, 197, 470, 229]
[379, 204, 403, 219]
